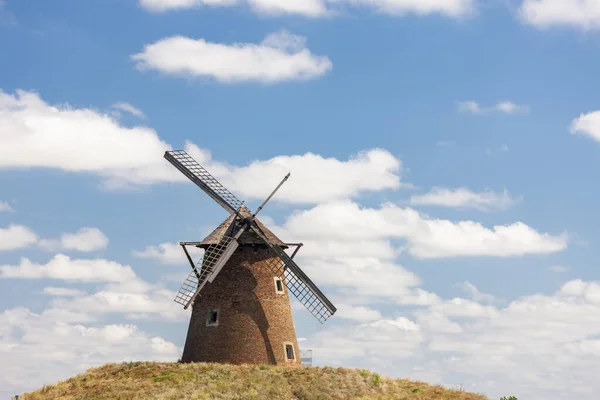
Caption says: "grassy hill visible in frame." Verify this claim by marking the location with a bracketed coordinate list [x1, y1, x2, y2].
[20, 361, 489, 400]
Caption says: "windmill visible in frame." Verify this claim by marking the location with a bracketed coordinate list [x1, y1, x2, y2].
[164, 150, 336, 365]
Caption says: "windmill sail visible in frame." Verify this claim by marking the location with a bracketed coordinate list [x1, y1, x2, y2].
[262, 250, 336, 323]
[249, 224, 337, 323]
[164, 150, 244, 216]
[174, 236, 237, 309]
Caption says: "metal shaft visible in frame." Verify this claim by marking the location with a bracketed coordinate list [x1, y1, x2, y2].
[252, 172, 290, 218]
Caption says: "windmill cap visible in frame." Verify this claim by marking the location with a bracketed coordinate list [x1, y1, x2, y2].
[197, 206, 287, 248]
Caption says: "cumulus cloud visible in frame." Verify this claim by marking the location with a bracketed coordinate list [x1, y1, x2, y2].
[410, 187, 520, 211]
[520, 0, 600, 29]
[111, 102, 146, 119]
[42, 287, 87, 297]
[0, 89, 401, 201]
[0, 254, 137, 282]
[0, 224, 108, 253]
[0, 89, 173, 186]
[334, 304, 383, 322]
[247, 0, 328, 16]
[344, 0, 474, 17]
[303, 278, 600, 400]
[0, 224, 38, 251]
[0, 307, 180, 398]
[132, 242, 185, 264]
[51, 288, 187, 321]
[192, 143, 403, 204]
[454, 281, 498, 304]
[257, 199, 565, 313]
[2, 253, 188, 321]
[570, 110, 600, 143]
[139, 0, 236, 13]
[139, 0, 474, 18]
[457, 100, 530, 115]
[39, 227, 109, 252]
[132, 31, 332, 83]
[139, 0, 327, 16]
[132, 241, 204, 265]
[278, 201, 567, 259]
[309, 316, 423, 368]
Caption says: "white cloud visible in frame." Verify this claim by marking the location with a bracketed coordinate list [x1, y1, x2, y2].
[570, 110, 600, 143]
[296, 257, 439, 306]
[309, 316, 423, 368]
[0, 224, 108, 253]
[138, 0, 474, 18]
[335, 304, 383, 322]
[280, 200, 567, 259]
[248, 0, 328, 16]
[261, 200, 565, 313]
[0, 307, 180, 398]
[41, 287, 86, 297]
[0, 89, 173, 186]
[132, 241, 203, 264]
[0, 201, 14, 212]
[51, 288, 186, 320]
[132, 31, 332, 83]
[0, 89, 400, 202]
[191, 143, 403, 204]
[0, 254, 137, 282]
[111, 102, 146, 119]
[457, 100, 530, 115]
[39, 227, 109, 252]
[140, 0, 236, 13]
[344, 0, 475, 18]
[140, 0, 328, 16]
[520, 0, 600, 29]
[454, 281, 498, 304]
[2, 253, 188, 322]
[304, 278, 600, 400]
[0, 224, 38, 251]
[410, 187, 520, 211]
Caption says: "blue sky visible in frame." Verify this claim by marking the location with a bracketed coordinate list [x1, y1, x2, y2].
[2, 0, 600, 399]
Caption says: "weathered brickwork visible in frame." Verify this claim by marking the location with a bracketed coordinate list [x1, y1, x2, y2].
[181, 245, 301, 366]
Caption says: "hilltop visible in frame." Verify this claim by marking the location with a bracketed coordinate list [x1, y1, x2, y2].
[20, 361, 489, 400]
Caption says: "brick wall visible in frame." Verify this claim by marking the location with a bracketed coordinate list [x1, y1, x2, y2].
[181, 245, 301, 366]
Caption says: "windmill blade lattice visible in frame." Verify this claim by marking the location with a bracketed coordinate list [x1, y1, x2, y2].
[174, 236, 236, 309]
[164, 150, 244, 216]
[262, 249, 335, 323]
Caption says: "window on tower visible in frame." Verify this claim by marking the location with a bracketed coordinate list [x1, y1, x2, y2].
[274, 277, 284, 294]
[206, 309, 219, 326]
[284, 343, 295, 361]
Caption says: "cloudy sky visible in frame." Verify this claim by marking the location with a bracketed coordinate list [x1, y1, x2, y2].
[2, 0, 600, 399]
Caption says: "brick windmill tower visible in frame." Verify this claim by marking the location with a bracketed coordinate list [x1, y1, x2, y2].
[164, 150, 337, 366]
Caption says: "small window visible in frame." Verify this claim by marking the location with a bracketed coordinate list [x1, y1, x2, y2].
[285, 343, 295, 361]
[206, 309, 219, 327]
[274, 277, 284, 294]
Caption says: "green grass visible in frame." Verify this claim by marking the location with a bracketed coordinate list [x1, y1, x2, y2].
[21, 361, 490, 400]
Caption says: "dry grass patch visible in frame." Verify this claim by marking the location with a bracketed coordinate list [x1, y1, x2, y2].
[21, 361, 489, 400]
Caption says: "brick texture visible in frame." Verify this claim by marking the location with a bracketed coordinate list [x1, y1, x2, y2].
[181, 245, 301, 366]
